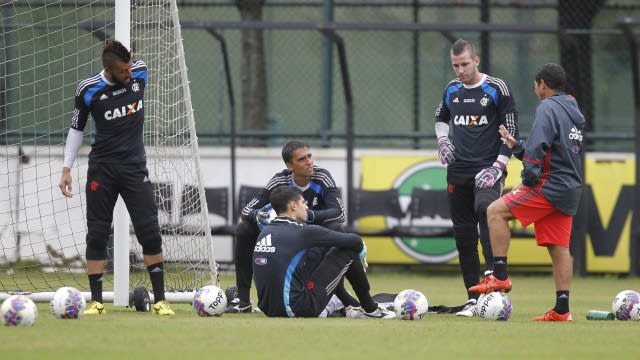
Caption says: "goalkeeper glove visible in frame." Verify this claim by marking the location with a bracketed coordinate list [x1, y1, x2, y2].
[306, 209, 315, 224]
[359, 241, 368, 272]
[437, 136, 456, 165]
[475, 161, 506, 189]
[255, 204, 275, 231]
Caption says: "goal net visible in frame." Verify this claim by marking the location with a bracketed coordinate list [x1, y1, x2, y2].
[0, 0, 218, 302]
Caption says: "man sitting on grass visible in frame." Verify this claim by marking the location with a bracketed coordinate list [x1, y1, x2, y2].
[252, 186, 394, 319]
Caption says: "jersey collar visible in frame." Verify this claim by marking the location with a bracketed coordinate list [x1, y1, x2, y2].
[100, 70, 115, 86]
[463, 73, 486, 89]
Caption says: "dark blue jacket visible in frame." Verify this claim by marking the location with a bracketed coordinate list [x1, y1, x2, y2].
[252, 217, 362, 317]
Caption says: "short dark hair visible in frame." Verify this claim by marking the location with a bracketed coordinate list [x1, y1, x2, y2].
[281, 140, 309, 163]
[102, 39, 131, 68]
[270, 187, 303, 214]
[535, 63, 566, 91]
[451, 38, 477, 57]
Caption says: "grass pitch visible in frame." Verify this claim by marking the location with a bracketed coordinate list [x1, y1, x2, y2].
[1, 272, 638, 359]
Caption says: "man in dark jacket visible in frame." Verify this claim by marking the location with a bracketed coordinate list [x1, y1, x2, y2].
[227, 140, 345, 313]
[253, 187, 394, 319]
[469, 63, 586, 322]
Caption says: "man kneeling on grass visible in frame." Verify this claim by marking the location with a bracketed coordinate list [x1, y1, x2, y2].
[252, 186, 394, 319]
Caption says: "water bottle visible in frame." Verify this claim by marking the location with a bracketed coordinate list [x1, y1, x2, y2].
[586, 310, 615, 320]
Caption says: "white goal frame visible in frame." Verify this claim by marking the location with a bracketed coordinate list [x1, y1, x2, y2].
[0, 0, 218, 304]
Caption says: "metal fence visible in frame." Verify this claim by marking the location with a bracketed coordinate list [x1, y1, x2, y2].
[167, 0, 640, 152]
[2, 1, 640, 151]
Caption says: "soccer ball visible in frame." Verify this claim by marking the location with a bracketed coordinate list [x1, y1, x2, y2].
[611, 290, 640, 321]
[393, 289, 428, 320]
[477, 291, 512, 321]
[1, 295, 38, 327]
[50, 286, 87, 319]
[193, 285, 227, 317]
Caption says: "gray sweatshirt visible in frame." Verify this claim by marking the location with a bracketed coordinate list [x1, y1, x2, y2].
[513, 93, 586, 215]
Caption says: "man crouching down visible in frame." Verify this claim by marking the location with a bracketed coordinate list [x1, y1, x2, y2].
[252, 187, 394, 319]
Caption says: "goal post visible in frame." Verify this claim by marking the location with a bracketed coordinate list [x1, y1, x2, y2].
[0, 0, 218, 303]
[113, 0, 133, 308]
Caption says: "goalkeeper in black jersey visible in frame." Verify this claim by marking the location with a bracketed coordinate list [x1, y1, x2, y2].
[59, 39, 173, 316]
[227, 140, 346, 313]
[253, 187, 394, 319]
[434, 39, 519, 317]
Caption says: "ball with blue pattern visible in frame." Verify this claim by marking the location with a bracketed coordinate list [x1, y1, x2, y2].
[478, 291, 512, 321]
[51, 286, 87, 319]
[2, 294, 38, 326]
[393, 289, 428, 320]
[612, 289, 640, 321]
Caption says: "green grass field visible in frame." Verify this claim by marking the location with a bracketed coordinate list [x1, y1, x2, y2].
[1, 272, 638, 359]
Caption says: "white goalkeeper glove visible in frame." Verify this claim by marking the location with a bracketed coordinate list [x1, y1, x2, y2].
[437, 136, 456, 165]
[255, 204, 276, 231]
[475, 161, 506, 189]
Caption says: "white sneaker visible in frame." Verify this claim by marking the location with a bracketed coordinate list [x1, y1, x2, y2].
[363, 306, 396, 320]
[345, 305, 366, 319]
[455, 299, 478, 317]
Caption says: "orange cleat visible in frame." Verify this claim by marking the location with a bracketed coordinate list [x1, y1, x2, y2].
[468, 275, 513, 294]
[533, 309, 573, 322]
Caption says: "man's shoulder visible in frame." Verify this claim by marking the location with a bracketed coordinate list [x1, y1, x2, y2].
[444, 79, 463, 91]
[485, 75, 513, 96]
[265, 170, 291, 190]
[311, 166, 337, 187]
[132, 59, 146, 70]
[312, 166, 334, 176]
[75, 72, 104, 96]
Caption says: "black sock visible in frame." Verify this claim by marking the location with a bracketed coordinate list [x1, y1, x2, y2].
[493, 257, 508, 280]
[335, 285, 359, 308]
[553, 290, 570, 314]
[147, 262, 165, 302]
[88, 273, 103, 303]
[237, 287, 250, 304]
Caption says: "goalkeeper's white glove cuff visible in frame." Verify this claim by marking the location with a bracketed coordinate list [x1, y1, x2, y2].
[493, 160, 507, 171]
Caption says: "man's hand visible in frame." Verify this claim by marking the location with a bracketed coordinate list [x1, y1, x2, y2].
[59, 167, 73, 198]
[521, 169, 540, 187]
[475, 161, 506, 189]
[498, 124, 516, 149]
[437, 136, 456, 165]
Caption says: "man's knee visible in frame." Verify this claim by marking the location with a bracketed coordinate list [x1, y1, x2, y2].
[323, 221, 343, 232]
[86, 220, 111, 260]
[475, 188, 500, 218]
[487, 199, 511, 223]
[134, 218, 162, 255]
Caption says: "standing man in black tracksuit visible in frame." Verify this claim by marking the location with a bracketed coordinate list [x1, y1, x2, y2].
[252, 187, 394, 319]
[470, 63, 585, 322]
[435, 38, 519, 317]
[227, 140, 345, 313]
[59, 39, 173, 316]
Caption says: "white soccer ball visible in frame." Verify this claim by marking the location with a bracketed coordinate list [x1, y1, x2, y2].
[612, 289, 640, 321]
[50, 286, 87, 319]
[477, 291, 512, 321]
[193, 285, 227, 317]
[393, 289, 428, 320]
[1, 295, 38, 327]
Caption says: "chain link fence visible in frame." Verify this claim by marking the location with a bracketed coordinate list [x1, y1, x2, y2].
[1, 1, 639, 151]
[171, 0, 640, 151]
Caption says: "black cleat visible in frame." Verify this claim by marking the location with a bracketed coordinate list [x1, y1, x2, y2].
[225, 298, 252, 313]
